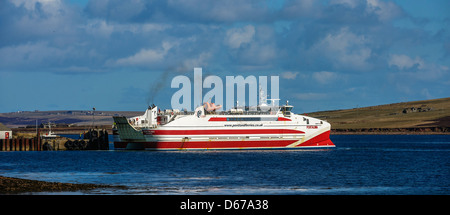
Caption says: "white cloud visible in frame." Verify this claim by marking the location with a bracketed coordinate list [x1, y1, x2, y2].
[366, 0, 403, 22]
[6, 0, 79, 40]
[281, 71, 299, 80]
[85, 20, 115, 38]
[10, 0, 62, 13]
[388, 54, 424, 70]
[310, 27, 372, 70]
[116, 42, 176, 66]
[84, 20, 170, 39]
[225, 25, 279, 67]
[179, 52, 212, 71]
[388, 54, 449, 88]
[225, 25, 255, 49]
[117, 49, 165, 64]
[312, 71, 338, 84]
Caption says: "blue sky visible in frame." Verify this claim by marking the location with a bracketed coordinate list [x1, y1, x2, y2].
[0, 0, 449, 113]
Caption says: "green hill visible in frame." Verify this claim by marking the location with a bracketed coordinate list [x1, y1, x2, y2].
[308, 97, 450, 133]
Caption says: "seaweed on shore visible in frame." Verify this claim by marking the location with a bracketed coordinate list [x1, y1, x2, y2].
[0, 176, 125, 194]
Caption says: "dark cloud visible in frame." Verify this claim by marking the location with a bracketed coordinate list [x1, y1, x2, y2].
[84, 0, 275, 24]
[85, 0, 149, 22]
[0, 0, 449, 112]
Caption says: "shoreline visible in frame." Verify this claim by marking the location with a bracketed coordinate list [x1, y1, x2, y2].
[10, 127, 449, 136]
[0, 175, 125, 194]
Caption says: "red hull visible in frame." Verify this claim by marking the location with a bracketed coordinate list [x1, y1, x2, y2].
[114, 131, 334, 150]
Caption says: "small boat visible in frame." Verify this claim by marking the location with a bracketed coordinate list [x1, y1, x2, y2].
[41, 122, 58, 139]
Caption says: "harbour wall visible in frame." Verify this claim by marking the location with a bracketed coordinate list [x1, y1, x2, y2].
[0, 137, 47, 151]
[0, 129, 109, 151]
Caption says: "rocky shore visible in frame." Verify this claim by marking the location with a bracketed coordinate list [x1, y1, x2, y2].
[0, 175, 124, 194]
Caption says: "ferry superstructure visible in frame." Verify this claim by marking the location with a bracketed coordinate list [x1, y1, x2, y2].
[112, 95, 334, 150]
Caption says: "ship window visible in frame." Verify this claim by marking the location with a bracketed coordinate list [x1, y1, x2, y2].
[228, 117, 260, 121]
[281, 106, 292, 117]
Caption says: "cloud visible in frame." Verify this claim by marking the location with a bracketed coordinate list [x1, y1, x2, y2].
[116, 42, 176, 66]
[10, 0, 63, 13]
[387, 53, 449, 100]
[308, 27, 372, 71]
[1, 0, 449, 113]
[164, 0, 273, 23]
[312, 71, 338, 84]
[388, 54, 449, 81]
[1, 0, 81, 44]
[388, 54, 424, 70]
[223, 24, 279, 68]
[0, 0, 437, 75]
[84, 0, 274, 23]
[177, 52, 213, 72]
[83, 19, 116, 38]
[366, 0, 404, 22]
[330, 0, 359, 9]
[225, 25, 255, 49]
[116, 48, 165, 66]
[281, 71, 299, 80]
[85, 0, 146, 22]
[0, 42, 68, 69]
[281, 0, 318, 18]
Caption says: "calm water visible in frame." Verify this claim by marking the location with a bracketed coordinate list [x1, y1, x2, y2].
[0, 135, 448, 195]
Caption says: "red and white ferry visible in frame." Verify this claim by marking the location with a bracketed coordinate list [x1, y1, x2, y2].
[113, 97, 334, 150]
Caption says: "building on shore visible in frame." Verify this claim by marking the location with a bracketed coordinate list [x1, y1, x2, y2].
[0, 123, 12, 139]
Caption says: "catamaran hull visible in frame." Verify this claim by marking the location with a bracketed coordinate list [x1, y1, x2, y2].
[113, 130, 334, 150]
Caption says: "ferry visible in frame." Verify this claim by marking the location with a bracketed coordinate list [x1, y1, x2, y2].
[112, 93, 334, 150]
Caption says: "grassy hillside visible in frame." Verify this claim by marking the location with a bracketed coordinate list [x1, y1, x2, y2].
[308, 97, 450, 130]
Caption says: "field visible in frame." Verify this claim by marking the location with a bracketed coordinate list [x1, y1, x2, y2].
[308, 97, 450, 131]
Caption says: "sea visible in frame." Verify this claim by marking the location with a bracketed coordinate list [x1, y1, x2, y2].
[0, 135, 448, 195]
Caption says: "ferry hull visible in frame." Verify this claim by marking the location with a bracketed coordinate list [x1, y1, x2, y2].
[113, 130, 334, 150]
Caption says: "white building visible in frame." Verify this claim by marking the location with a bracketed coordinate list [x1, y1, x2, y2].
[0, 123, 12, 139]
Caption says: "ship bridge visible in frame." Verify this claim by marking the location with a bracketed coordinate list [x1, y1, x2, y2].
[280, 101, 293, 117]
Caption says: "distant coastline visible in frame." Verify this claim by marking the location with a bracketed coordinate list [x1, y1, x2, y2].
[9, 125, 449, 136]
[308, 97, 450, 135]
[331, 128, 449, 135]
[1, 97, 449, 136]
